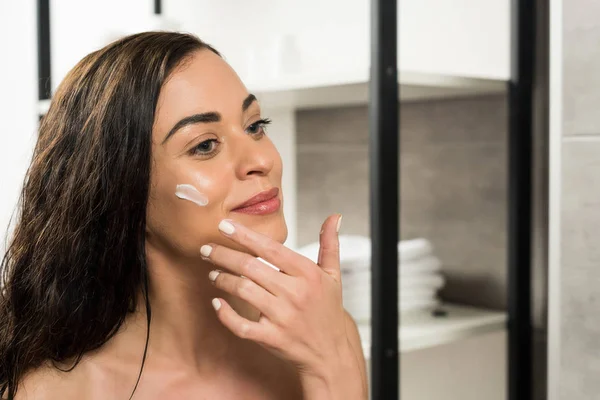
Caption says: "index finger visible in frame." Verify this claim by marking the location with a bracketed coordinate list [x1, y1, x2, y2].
[217, 219, 314, 277]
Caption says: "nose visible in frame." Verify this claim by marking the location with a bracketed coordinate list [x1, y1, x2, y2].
[231, 133, 275, 180]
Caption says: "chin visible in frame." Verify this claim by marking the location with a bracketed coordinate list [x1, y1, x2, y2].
[222, 214, 288, 255]
[276, 220, 288, 244]
[264, 214, 288, 244]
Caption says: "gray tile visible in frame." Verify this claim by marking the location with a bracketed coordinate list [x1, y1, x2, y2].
[560, 140, 600, 399]
[564, 0, 600, 32]
[401, 95, 506, 146]
[400, 143, 507, 309]
[399, 97, 508, 308]
[564, 26, 600, 136]
[297, 95, 506, 146]
[296, 106, 368, 145]
[297, 146, 370, 246]
[400, 143, 506, 225]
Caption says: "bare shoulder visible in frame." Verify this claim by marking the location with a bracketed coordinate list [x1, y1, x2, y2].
[12, 361, 86, 400]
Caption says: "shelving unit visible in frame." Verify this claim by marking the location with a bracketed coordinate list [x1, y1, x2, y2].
[249, 70, 506, 110]
[356, 304, 507, 357]
[33, 0, 535, 398]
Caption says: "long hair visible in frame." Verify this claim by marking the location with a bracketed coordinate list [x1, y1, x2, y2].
[0, 31, 219, 399]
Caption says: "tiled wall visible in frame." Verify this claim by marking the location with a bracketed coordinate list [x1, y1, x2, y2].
[296, 95, 508, 310]
[558, 0, 600, 396]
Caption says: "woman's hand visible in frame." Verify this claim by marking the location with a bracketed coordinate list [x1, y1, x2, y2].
[200, 214, 367, 399]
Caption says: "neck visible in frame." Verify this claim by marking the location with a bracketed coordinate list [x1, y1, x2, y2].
[105, 243, 263, 375]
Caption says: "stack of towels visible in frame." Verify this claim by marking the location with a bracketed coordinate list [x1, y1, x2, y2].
[296, 235, 445, 322]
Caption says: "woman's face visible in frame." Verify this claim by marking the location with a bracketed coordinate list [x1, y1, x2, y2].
[146, 49, 286, 260]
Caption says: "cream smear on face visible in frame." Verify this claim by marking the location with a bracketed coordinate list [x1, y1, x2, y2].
[175, 184, 209, 206]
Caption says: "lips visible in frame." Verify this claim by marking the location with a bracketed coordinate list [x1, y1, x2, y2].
[232, 187, 279, 211]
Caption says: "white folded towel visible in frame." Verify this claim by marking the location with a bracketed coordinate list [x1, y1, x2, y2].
[295, 235, 435, 269]
[399, 256, 442, 275]
[343, 287, 436, 301]
[401, 274, 445, 289]
[344, 296, 440, 310]
[342, 269, 445, 291]
[400, 288, 437, 300]
[344, 298, 441, 322]
[398, 238, 434, 263]
[340, 255, 442, 276]
[342, 273, 446, 303]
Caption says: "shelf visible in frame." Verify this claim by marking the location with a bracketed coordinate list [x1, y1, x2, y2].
[250, 70, 507, 110]
[38, 72, 505, 115]
[357, 303, 507, 357]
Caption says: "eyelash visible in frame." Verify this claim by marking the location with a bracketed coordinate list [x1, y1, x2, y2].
[189, 118, 272, 157]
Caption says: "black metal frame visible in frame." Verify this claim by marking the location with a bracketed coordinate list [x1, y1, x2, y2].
[507, 0, 535, 399]
[154, 0, 162, 15]
[369, 0, 536, 399]
[369, 0, 399, 399]
[37, 0, 51, 104]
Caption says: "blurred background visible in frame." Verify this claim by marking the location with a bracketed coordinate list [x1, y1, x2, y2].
[1, 1, 596, 400]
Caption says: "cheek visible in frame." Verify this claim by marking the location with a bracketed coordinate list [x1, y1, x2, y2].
[187, 170, 227, 206]
[171, 170, 230, 228]
[147, 165, 230, 254]
[269, 144, 284, 180]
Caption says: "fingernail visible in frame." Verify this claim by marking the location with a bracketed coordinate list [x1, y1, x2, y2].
[208, 270, 221, 282]
[200, 245, 213, 258]
[218, 220, 235, 235]
[212, 298, 222, 311]
[336, 214, 343, 233]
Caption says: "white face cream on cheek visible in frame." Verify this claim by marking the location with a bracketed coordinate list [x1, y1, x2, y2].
[175, 184, 209, 207]
[194, 174, 212, 188]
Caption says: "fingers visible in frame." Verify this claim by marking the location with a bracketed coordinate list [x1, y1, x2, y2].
[201, 242, 291, 297]
[212, 297, 286, 352]
[317, 214, 342, 281]
[216, 219, 314, 277]
[209, 269, 278, 318]
[211, 297, 264, 341]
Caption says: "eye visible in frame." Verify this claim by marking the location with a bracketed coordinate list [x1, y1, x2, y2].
[246, 118, 272, 137]
[190, 139, 219, 156]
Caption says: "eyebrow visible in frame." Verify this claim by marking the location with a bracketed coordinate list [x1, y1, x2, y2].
[162, 93, 258, 144]
[242, 94, 257, 112]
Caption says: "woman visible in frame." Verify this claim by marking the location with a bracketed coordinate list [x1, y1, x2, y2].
[0, 32, 367, 399]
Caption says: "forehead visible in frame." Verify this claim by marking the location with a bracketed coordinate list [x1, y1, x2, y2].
[154, 49, 249, 133]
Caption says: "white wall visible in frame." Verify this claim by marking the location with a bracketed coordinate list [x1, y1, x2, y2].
[0, 2, 38, 255]
[0, 1, 161, 254]
[165, 0, 510, 83]
[50, 0, 155, 94]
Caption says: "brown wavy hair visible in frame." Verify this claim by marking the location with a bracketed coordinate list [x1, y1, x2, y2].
[0, 31, 219, 399]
